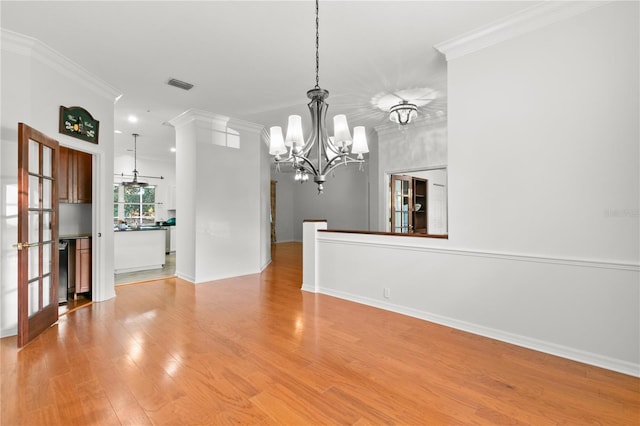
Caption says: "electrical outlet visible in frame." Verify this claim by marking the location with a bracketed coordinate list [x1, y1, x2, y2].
[383, 288, 390, 298]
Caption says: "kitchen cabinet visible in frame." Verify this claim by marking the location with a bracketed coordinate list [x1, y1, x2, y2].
[114, 229, 165, 273]
[59, 146, 92, 203]
[170, 226, 176, 252]
[74, 238, 91, 297]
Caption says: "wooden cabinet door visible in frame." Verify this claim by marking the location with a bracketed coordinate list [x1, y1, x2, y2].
[75, 238, 91, 295]
[58, 147, 92, 203]
[58, 146, 70, 202]
[75, 150, 92, 203]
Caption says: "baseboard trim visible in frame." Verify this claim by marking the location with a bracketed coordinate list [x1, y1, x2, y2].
[1, 326, 17, 339]
[300, 283, 316, 293]
[310, 286, 640, 378]
[176, 272, 195, 283]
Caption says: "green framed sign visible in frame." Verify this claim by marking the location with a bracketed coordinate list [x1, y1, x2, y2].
[59, 105, 99, 144]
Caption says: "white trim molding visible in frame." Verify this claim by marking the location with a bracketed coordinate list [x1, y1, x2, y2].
[317, 234, 640, 272]
[1, 29, 122, 102]
[434, 1, 611, 60]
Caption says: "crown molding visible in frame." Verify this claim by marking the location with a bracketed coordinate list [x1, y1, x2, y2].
[434, 1, 611, 61]
[168, 109, 230, 129]
[168, 108, 263, 134]
[1, 29, 122, 102]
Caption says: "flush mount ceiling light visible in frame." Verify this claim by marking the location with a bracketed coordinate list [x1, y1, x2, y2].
[121, 133, 148, 188]
[371, 87, 439, 126]
[389, 101, 418, 125]
[268, 0, 369, 194]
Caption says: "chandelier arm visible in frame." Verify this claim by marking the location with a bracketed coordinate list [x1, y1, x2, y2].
[322, 155, 365, 176]
[294, 155, 320, 176]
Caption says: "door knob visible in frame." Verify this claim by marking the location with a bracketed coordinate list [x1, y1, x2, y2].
[12, 242, 39, 250]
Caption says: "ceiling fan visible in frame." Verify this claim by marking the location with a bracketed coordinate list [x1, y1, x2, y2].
[118, 133, 164, 186]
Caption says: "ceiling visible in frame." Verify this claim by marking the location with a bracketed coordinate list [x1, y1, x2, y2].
[1, 1, 539, 163]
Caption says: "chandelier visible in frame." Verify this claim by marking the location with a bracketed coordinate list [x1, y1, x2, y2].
[268, 0, 368, 194]
[389, 100, 418, 125]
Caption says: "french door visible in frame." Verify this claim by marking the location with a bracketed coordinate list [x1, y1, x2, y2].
[390, 174, 412, 233]
[16, 123, 59, 347]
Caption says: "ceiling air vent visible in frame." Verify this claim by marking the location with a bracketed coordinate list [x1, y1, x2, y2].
[168, 78, 194, 91]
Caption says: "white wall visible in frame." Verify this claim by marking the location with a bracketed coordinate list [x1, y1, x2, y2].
[274, 176, 295, 243]
[272, 162, 370, 242]
[170, 110, 268, 283]
[292, 165, 369, 241]
[310, 2, 640, 376]
[376, 118, 448, 232]
[0, 30, 120, 336]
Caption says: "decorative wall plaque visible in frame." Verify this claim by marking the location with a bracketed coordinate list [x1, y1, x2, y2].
[59, 106, 99, 144]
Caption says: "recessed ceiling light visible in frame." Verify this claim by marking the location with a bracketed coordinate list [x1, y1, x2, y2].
[170, 147, 176, 153]
[114, 130, 122, 134]
[128, 115, 138, 123]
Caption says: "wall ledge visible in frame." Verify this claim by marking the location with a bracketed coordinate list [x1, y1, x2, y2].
[317, 233, 639, 272]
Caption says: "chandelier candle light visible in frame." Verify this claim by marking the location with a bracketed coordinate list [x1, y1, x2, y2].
[269, 0, 368, 194]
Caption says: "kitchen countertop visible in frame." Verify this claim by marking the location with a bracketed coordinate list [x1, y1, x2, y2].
[114, 227, 167, 232]
[60, 234, 92, 239]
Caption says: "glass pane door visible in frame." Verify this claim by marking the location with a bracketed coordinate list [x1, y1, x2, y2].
[17, 123, 59, 347]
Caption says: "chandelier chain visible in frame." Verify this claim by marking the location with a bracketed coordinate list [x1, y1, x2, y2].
[315, 0, 320, 89]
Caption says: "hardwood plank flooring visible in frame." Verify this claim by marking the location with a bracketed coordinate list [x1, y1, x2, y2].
[1, 242, 638, 425]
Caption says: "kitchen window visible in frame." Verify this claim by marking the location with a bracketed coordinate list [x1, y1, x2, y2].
[113, 184, 156, 226]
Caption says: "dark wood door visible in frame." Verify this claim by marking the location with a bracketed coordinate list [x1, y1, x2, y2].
[17, 123, 59, 347]
[412, 177, 428, 234]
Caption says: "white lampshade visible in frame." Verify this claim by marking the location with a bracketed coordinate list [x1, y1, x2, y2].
[351, 126, 369, 154]
[284, 115, 305, 147]
[269, 126, 287, 155]
[332, 114, 352, 148]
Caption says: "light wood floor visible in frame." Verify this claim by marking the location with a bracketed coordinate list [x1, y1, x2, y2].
[2, 242, 638, 425]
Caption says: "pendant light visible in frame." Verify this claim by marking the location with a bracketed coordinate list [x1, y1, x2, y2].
[122, 133, 148, 188]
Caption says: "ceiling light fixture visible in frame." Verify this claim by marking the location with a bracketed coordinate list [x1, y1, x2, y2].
[389, 100, 418, 125]
[121, 133, 148, 188]
[268, 0, 368, 194]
